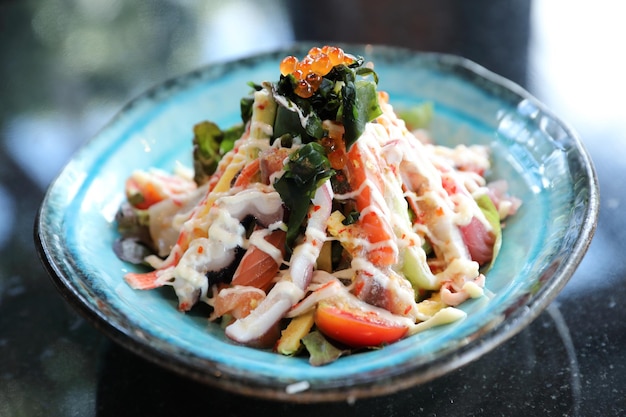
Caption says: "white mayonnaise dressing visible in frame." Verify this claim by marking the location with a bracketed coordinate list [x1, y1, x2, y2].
[287, 181, 333, 291]
[226, 280, 305, 342]
[247, 223, 286, 265]
[408, 307, 467, 335]
[156, 188, 285, 306]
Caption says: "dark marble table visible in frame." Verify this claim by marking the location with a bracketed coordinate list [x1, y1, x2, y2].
[1, 1, 623, 415]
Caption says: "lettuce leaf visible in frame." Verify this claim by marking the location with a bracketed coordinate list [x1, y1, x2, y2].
[302, 331, 348, 366]
[192, 121, 243, 185]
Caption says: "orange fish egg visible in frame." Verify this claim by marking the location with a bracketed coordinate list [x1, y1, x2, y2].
[279, 55, 298, 76]
[311, 54, 333, 76]
[280, 46, 351, 97]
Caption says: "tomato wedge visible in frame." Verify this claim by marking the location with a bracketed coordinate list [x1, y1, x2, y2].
[314, 302, 408, 348]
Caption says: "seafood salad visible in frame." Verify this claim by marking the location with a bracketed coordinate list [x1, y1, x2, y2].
[114, 46, 520, 365]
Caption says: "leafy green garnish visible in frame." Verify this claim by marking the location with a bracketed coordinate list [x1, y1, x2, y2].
[397, 102, 434, 131]
[240, 82, 264, 125]
[301, 331, 348, 366]
[192, 121, 243, 185]
[240, 97, 255, 126]
[342, 78, 382, 149]
[273, 142, 334, 251]
[221, 124, 242, 154]
[273, 97, 323, 141]
[342, 210, 360, 225]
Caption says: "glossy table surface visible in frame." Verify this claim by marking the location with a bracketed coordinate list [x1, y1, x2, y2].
[1, 1, 624, 416]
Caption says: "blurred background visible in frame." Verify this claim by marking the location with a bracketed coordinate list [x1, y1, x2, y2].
[1, 0, 624, 416]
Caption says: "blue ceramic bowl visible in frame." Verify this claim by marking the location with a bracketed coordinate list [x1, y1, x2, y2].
[35, 44, 599, 402]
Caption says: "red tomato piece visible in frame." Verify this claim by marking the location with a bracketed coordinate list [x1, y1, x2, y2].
[314, 302, 408, 348]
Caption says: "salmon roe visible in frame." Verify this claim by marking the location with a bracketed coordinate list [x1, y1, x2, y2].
[321, 120, 347, 169]
[279, 46, 355, 98]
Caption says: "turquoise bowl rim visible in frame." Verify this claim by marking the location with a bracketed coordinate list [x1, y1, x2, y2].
[35, 43, 599, 402]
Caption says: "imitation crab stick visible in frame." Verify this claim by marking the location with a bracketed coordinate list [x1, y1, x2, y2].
[344, 141, 398, 267]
